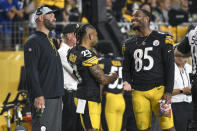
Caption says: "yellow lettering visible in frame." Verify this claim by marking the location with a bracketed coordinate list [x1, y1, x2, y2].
[112, 60, 121, 66]
[69, 53, 77, 63]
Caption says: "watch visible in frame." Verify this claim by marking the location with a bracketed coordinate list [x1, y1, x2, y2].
[180, 89, 183, 94]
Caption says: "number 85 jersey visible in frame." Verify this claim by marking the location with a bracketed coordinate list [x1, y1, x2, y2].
[122, 31, 175, 93]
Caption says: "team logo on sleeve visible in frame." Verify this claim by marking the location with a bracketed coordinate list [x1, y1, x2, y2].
[153, 40, 160, 46]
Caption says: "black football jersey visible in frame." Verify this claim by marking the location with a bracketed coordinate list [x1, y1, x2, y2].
[99, 55, 123, 94]
[122, 31, 175, 93]
[67, 46, 100, 102]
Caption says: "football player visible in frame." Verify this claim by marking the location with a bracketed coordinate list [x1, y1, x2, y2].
[67, 24, 118, 131]
[122, 9, 175, 131]
[96, 40, 125, 131]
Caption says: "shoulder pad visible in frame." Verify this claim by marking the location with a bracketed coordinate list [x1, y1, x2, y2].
[165, 34, 175, 45]
[81, 49, 98, 67]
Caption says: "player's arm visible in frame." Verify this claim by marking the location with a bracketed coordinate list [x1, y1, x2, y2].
[89, 64, 118, 85]
[161, 35, 175, 96]
[175, 25, 195, 57]
[122, 44, 134, 91]
[175, 36, 191, 57]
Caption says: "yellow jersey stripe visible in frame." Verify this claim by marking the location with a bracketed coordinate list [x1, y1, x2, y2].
[83, 56, 96, 63]
[82, 56, 98, 66]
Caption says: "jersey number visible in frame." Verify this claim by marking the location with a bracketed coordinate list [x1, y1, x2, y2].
[108, 66, 123, 89]
[134, 47, 154, 72]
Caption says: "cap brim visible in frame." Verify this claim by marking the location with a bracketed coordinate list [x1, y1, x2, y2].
[46, 9, 57, 14]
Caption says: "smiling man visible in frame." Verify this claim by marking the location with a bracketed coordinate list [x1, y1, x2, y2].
[24, 6, 64, 131]
[122, 9, 175, 131]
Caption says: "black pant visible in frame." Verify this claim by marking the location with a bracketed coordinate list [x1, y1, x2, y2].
[121, 93, 138, 131]
[172, 102, 192, 131]
[101, 94, 108, 131]
[188, 83, 197, 131]
[62, 90, 83, 131]
[32, 98, 62, 131]
[151, 113, 162, 131]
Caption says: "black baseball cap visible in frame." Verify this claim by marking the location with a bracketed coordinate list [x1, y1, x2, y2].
[62, 24, 79, 34]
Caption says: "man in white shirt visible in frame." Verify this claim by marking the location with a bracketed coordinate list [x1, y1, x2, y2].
[171, 54, 192, 131]
[58, 24, 83, 131]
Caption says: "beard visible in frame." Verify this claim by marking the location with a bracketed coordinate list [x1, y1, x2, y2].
[132, 25, 140, 31]
[43, 19, 56, 31]
[131, 21, 144, 31]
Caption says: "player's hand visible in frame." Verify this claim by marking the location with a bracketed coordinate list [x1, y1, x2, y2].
[162, 92, 172, 102]
[34, 96, 45, 112]
[111, 72, 118, 82]
[123, 81, 134, 91]
[183, 87, 191, 94]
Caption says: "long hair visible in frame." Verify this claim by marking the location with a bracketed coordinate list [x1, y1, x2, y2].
[74, 24, 95, 45]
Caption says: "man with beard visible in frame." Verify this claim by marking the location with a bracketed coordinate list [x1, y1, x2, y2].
[122, 9, 175, 131]
[67, 24, 118, 131]
[24, 6, 64, 131]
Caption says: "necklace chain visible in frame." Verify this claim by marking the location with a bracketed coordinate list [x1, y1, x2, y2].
[136, 31, 152, 46]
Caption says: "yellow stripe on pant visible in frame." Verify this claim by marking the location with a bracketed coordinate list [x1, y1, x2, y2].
[74, 98, 101, 130]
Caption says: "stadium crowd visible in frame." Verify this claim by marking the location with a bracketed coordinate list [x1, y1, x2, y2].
[0, 0, 197, 50]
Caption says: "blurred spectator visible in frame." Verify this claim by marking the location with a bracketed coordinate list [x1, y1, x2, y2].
[19, 0, 35, 21]
[65, 0, 80, 22]
[126, 0, 145, 11]
[0, 0, 23, 50]
[140, 2, 155, 21]
[172, 54, 192, 131]
[12, 0, 29, 49]
[106, 0, 114, 19]
[168, 0, 189, 26]
[112, 0, 126, 22]
[122, 0, 145, 22]
[145, 0, 156, 8]
[152, 0, 171, 23]
[188, 0, 197, 20]
[140, 3, 157, 30]
[170, 0, 180, 10]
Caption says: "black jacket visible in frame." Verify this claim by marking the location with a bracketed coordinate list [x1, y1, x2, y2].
[24, 31, 64, 99]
